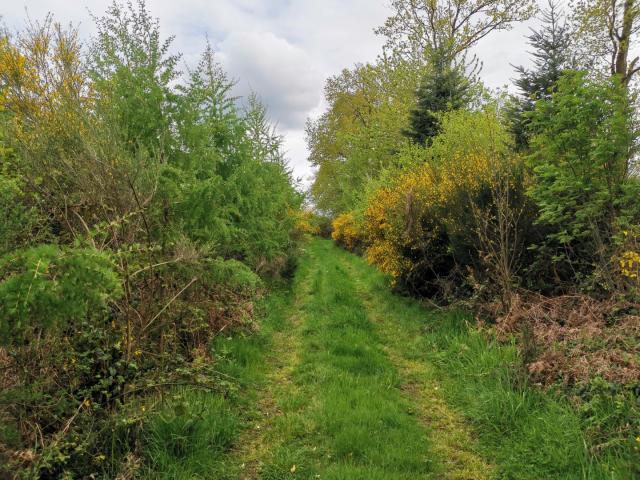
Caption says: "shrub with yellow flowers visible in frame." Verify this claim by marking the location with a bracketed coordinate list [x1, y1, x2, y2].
[615, 227, 640, 295]
[620, 251, 640, 279]
[359, 108, 518, 297]
[331, 211, 363, 252]
[362, 148, 500, 295]
[290, 208, 321, 240]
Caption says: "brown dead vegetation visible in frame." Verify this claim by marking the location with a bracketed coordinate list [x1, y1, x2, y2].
[490, 293, 640, 386]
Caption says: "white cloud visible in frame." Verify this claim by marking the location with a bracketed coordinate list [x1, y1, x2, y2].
[218, 30, 322, 130]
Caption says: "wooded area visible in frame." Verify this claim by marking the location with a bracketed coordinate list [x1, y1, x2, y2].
[1, 0, 639, 478]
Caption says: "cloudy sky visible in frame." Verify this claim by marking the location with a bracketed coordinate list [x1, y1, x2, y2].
[2, 0, 558, 185]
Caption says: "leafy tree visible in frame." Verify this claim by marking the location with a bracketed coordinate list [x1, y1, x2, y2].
[89, 0, 180, 154]
[165, 46, 301, 268]
[174, 42, 244, 176]
[509, 1, 573, 150]
[527, 71, 637, 286]
[376, 1, 535, 147]
[375, 0, 537, 63]
[308, 59, 421, 215]
[572, 0, 640, 86]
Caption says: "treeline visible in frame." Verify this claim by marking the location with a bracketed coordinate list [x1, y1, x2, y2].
[312, 0, 639, 473]
[0, 1, 309, 477]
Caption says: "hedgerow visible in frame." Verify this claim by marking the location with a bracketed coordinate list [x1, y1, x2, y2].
[0, 2, 303, 477]
[313, 2, 640, 470]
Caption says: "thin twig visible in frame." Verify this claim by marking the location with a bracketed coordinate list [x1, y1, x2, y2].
[142, 277, 198, 332]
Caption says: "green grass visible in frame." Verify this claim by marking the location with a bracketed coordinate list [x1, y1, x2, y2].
[141, 286, 294, 479]
[142, 239, 639, 479]
[143, 390, 240, 478]
[256, 240, 438, 479]
[341, 241, 639, 480]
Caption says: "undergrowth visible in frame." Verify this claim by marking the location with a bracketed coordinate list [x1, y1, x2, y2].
[140, 286, 293, 479]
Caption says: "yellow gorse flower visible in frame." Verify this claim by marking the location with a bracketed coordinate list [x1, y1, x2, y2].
[619, 251, 640, 279]
[332, 212, 361, 251]
[362, 151, 499, 280]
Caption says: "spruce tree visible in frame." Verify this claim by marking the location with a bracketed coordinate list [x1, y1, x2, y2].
[403, 49, 470, 146]
[509, 1, 572, 150]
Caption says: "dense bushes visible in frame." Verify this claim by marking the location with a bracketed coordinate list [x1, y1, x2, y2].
[0, 245, 122, 342]
[331, 212, 362, 252]
[0, 2, 302, 477]
[361, 108, 522, 298]
[324, 76, 640, 478]
[330, 76, 640, 300]
[526, 72, 639, 291]
[0, 175, 45, 255]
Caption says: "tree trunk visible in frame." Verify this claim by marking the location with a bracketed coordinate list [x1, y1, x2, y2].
[615, 0, 637, 85]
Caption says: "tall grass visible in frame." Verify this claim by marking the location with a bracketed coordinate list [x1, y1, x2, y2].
[141, 288, 293, 479]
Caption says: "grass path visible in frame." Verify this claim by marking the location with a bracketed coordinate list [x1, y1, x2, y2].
[224, 239, 491, 479]
[344, 258, 494, 480]
[156, 238, 628, 479]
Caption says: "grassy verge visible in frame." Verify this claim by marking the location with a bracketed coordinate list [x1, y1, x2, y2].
[340, 241, 638, 480]
[140, 285, 294, 479]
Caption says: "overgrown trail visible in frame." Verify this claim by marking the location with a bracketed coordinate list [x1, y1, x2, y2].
[229, 239, 492, 479]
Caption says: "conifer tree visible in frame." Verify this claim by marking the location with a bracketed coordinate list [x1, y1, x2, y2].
[509, 1, 572, 150]
[403, 50, 470, 145]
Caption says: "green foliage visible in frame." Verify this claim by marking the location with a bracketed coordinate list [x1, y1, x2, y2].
[508, 1, 573, 150]
[143, 390, 240, 478]
[0, 175, 45, 255]
[160, 45, 301, 270]
[308, 59, 421, 215]
[0, 1, 302, 477]
[0, 245, 121, 343]
[89, 0, 180, 154]
[427, 105, 513, 162]
[527, 71, 636, 287]
[244, 92, 287, 165]
[403, 50, 472, 145]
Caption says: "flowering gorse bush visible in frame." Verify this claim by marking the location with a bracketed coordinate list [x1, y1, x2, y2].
[620, 251, 640, 279]
[363, 150, 498, 293]
[358, 109, 515, 296]
[615, 228, 640, 297]
[331, 212, 363, 252]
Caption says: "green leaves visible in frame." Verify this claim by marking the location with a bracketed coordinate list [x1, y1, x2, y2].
[0, 2, 303, 477]
[0, 175, 45, 256]
[527, 71, 636, 284]
[309, 60, 420, 215]
[89, 0, 180, 154]
[0, 245, 122, 343]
